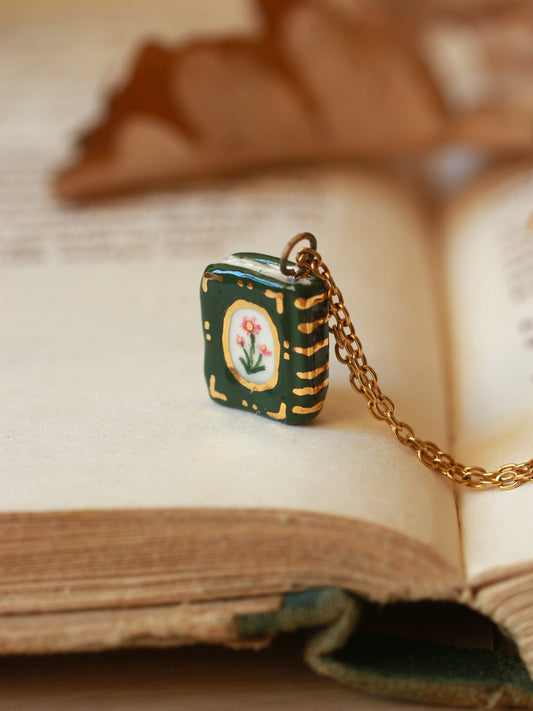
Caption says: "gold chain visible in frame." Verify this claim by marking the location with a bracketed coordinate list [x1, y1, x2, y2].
[292, 242, 533, 491]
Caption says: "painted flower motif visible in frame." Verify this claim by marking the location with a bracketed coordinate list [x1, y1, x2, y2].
[236, 314, 269, 375]
[241, 316, 261, 336]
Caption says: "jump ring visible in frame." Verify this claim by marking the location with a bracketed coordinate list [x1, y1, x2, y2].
[280, 232, 318, 278]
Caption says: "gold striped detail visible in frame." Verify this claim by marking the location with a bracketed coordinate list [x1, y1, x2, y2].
[293, 378, 329, 396]
[294, 292, 327, 310]
[293, 338, 328, 356]
[298, 315, 328, 334]
[292, 401, 325, 415]
[267, 403, 286, 420]
[209, 375, 227, 401]
[202, 272, 223, 292]
[265, 289, 284, 314]
[296, 363, 328, 380]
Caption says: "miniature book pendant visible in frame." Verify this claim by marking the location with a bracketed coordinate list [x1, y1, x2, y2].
[200, 252, 329, 424]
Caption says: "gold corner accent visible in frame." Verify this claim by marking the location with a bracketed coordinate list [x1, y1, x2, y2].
[292, 401, 325, 415]
[202, 272, 223, 292]
[265, 289, 284, 314]
[206, 334, 212, 341]
[209, 375, 227, 401]
[242, 400, 248, 407]
[237, 279, 244, 287]
[267, 403, 286, 420]
[292, 378, 329, 396]
[283, 340, 289, 349]
[293, 338, 328, 356]
[298, 315, 328, 334]
[294, 292, 327, 310]
[283, 353, 290, 361]
[246, 282, 253, 290]
[296, 363, 328, 380]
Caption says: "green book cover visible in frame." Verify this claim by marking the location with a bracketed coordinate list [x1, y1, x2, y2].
[200, 253, 329, 424]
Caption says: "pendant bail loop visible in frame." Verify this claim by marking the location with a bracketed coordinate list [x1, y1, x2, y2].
[279, 232, 317, 278]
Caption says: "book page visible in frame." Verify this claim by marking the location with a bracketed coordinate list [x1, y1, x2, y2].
[1, 168, 462, 573]
[444, 167, 533, 585]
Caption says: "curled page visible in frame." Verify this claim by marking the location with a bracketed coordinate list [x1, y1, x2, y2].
[55, 0, 533, 200]
[55, 0, 446, 199]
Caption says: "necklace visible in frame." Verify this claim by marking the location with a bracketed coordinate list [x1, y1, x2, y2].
[201, 232, 533, 490]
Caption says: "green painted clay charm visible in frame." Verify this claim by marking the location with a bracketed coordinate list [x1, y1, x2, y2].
[200, 251, 329, 424]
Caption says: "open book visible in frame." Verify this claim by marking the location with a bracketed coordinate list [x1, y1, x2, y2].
[2, 166, 533, 705]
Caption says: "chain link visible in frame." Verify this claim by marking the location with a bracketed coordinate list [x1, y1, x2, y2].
[295, 246, 533, 490]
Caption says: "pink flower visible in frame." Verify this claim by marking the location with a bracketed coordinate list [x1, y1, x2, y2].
[236, 334, 245, 347]
[259, 344, 272, 357]
[241, 316, 261, 336]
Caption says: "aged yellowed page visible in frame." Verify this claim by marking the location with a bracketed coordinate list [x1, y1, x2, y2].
[1, 169, 461, 575]
[0, 0, 464, 637]
[444, 167, 533, 586]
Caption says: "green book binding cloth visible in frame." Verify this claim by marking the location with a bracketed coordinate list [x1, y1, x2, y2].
[200, 253, 329, 424]
[236, 588, 533, 708]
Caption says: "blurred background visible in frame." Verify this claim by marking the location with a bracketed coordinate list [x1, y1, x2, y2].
[1, 0, 253, 266]
[3, 0, 533, 245]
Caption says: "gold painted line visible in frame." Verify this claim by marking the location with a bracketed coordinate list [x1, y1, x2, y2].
[293, 338, 328, 356]
[292, 378, 329, 396]
[298, 315, 328, 334]
[209, 375, 227, 401]
[294, 292, 327, 310]
[267, 403, 286, 420]
[296, 363, 328, 380]
[292, 401, 325, 415]
[265, 289, 284, 314]
[202, 272, 223, 292]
